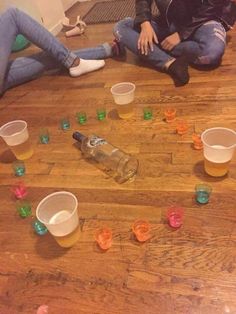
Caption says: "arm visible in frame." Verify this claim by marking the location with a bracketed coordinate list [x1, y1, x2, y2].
[134, 0, 153, 30]
[178, 0, 226, 40]
[134, 0, 158, 55]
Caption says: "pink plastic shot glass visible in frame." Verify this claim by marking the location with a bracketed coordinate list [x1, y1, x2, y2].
[167, 206, 184, 228]
[176, 120, 188, 135]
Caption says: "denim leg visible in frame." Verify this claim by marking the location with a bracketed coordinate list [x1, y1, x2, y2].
[113, 17, 173, 70]
[73, 43, 112, 59]
[3, 52, 61, 92]
[191, 21, 226, 65]
[3, 43, 111, 92]
[0, 7, 77, 93]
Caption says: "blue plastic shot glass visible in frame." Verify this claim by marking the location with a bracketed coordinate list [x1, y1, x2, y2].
[195, 184, 212, 204]
[39, 128, 50, 144]
[13, 161, 25, 177]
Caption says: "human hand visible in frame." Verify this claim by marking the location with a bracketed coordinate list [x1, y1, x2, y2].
[138, 21, 158, 55]
[161, 32, 181, 51]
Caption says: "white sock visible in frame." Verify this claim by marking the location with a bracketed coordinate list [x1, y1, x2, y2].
[69, 58, 105, 77]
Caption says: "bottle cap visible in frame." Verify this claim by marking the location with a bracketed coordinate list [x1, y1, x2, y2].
[72, 131, 86, 142]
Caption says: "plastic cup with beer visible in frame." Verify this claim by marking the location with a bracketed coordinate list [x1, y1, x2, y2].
[0, 120, 33, 160]
[36, 191, 79, 248]
[201, 127, 236, 177]
[110, 82, 136, 119]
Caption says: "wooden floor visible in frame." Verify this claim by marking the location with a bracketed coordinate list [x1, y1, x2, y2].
[1, 2, 236, 314]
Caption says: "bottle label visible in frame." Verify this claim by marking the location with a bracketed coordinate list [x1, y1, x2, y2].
[87, 135, 107, 148]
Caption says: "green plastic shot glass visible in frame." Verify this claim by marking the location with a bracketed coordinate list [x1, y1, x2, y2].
[143, 107, 153, 120]
[96, 108, 106, 121]
[76, 111, 87, 125]
[16, 200, 32, 218]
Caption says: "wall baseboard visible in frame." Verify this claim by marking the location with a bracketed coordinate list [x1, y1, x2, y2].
[49, 20, 63, 35]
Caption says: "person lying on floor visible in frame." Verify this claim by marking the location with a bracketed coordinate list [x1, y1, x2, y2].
[0, 7, 106, 95]
[112, 0, 236, 86]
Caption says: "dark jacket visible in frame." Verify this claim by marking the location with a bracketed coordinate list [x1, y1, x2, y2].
[134, 0, 236, 40]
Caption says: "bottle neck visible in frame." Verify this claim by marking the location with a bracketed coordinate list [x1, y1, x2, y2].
[72, 131, 86, 143]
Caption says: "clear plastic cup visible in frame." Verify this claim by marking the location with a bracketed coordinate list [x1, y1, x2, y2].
[0, 120, 33, 160]
[201, 127, 236, 177]
[110, 82, 135, 119]
[36, 191, 79, 248]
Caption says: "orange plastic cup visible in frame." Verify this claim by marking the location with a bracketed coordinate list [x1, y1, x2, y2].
[95, 228, 112, 250]
[132, 219, 151, 242]
[164, 108, 176, 123]
[176, 120, 188, 135]
[192, 133, 203, 150]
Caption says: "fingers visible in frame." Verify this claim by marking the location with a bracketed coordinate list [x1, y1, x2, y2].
[161, 39, 173, 51]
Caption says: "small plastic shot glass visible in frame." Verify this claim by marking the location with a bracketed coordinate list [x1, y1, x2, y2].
[96, 108, 106, 121]
[132, 219, 151, 242]
[195, 183, 212, 204]
[11, 182, 27, 199]
[192, 133, 203, 150]
[36, 305, 49, 314]
[167, 206, 184, 228]
[95, 227, 112, 250]
[12, 161, 25, 177]
[60, 117, 70, 130]
[164, 108, 176, 123]
[16, 200, 32, 218]
[143, 107, 153, 120]
[76, 111, 87, 125]
[39, 128, 50, 144]
[33, 219, 48, 236]
[176, 120, 188, 135]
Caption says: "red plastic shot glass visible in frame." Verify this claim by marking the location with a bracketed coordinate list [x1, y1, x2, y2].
[167, 206, 184, 228]
[176, 120, 188, 135]
[192, 133, 203, 150]
[11, 182, 27, 199]
[164, 108, 176, 123]
[132, 219, 151, 242]
[95, 228, 112, 250]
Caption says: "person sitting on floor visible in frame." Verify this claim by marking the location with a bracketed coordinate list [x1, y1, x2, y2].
[112, 0, 236, 86]
[0, 7, 106, 95]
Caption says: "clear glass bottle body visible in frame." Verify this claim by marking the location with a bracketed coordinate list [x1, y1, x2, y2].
[73, 133, 138, 183]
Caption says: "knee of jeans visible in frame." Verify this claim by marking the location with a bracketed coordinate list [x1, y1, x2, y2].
[113, 17, 134, 41]
[197, 49, 224, 65]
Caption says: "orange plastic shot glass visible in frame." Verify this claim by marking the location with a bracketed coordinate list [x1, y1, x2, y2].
[95, 228, 112, 250]
[132, 219, 151, 242]
[192, 133, 203, 150]
[164, 108, 176, 123]
[176, 120, 188, 135]
[167, 206, 184, 228]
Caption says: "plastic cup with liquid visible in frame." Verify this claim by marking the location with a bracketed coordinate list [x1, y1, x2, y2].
[201, 127, 236, 177]
[36, 191, 79, 248]
[0, 120, 33, 160]
[110, 82, 135, 119]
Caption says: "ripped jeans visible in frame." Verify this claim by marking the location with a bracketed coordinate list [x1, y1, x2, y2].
[113, 18, 226, 70]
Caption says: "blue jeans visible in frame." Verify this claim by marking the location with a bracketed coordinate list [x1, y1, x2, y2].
[0, 7, 111, 94]
[113, 17, 226, 70]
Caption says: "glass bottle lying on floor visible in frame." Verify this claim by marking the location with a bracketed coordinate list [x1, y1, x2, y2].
[73, 131, 139, 183]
